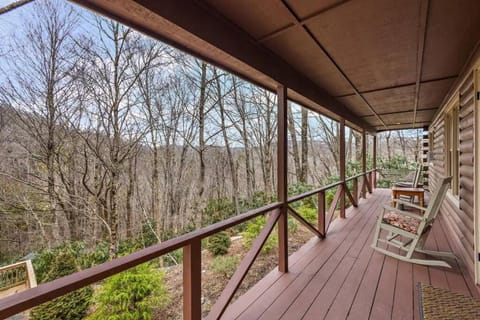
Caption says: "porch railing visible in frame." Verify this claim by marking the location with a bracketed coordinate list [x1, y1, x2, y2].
[0, 260, 37, 293]
[0, 169, 377, 320]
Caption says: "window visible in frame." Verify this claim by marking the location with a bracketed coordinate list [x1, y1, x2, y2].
[444, 99, 459, 196]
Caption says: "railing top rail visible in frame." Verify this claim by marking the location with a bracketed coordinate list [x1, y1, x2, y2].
[0, 261, 28, 273]
[287, 181, 342, 203]
[288, 169, 377, 203]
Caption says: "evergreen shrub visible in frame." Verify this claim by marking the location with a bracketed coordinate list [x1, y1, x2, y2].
[207, 231, 231, 256]
[87, 263, 169, 320]
[30, 251, 92, 320]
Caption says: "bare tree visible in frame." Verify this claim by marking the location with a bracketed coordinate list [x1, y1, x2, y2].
[288, 103, 301, 182]
[315, 115, 340, 177]
[196, 62, 208, 199]
[135, 38, 171, 236]
[75, 19, 149, 258]
[300, 108, 309, 183]
[248, 87, 277, 195]
[0, 0, 80, 244]
[228, 76, 255, 198]
[386, 130, 392, 161]
[397, 130, 407, 156]
[213, 67, 240, 213]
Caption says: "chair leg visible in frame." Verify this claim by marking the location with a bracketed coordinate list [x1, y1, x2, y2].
[414, 248, 457, 259]
[405, 235, 420, 259]
[371, 216, 382, 249]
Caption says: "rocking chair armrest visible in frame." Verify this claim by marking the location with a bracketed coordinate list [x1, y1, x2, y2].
[393, 181, 413, 187]
[393, 199, 427, 211]
[382, 205, 424, 220]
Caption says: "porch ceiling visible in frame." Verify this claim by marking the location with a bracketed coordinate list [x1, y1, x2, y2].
[73, 0, 480, 132]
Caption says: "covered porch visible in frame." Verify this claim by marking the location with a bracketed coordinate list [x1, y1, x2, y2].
[0, 0, 479, 319]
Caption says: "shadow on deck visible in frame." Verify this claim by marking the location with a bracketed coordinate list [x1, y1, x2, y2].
[223, 189, 479, 320]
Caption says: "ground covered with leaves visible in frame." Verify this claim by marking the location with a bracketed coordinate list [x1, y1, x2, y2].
[159, 226, 313, 319]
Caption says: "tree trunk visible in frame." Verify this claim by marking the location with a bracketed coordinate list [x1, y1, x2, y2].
[151, 143, 161, 233]
[197, 62, 208, 200]
[300, 108, 309, 184]
[215, 69, 240, 214]
[397, 131, 406, 156]
[126, 154, 136, 238]
[288, 103, 301, 182]
[354, 130, 362, 162]
[386, 131, 392, 161]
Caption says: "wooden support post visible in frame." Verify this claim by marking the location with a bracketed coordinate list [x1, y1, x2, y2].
[362, 129, 367, 198]
[318, 191, 326, 237]
[183, 240, 201, 320]
[373, 135, 377, 189]
[339, 118, 346, 218]
[277, 85, 288, 273]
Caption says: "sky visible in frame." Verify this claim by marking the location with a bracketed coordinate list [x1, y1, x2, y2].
[0, 0, 24, 33]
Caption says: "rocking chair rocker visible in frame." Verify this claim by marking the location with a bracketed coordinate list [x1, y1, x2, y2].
[371, 176, 455, 268]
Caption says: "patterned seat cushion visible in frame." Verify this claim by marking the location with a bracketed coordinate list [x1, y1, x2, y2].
[382, 212, 420, 234]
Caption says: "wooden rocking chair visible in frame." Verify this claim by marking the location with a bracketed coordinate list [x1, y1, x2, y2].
[371, 176, 455, 268]
[394, 163, 422, 188]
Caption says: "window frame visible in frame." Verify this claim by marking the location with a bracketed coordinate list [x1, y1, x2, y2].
[444, 96, 460, 197]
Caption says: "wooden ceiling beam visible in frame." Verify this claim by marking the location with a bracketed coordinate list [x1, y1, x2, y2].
[279, 0, 388, 130]
[257, 0, 351, 43]
[335, 75, 457, 98]
[412, 0, 430, 128]
[360, 107, 438, 118]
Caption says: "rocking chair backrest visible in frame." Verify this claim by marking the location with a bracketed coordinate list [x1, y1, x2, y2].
[412, 164, 422, 187]
[424, 176, 452, 224]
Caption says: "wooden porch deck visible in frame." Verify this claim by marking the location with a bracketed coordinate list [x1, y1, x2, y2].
[222, 189, 479, 320]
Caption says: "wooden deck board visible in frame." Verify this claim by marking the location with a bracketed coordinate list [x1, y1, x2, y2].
[276, 193, 384, 320]
[302, 199, 383, 320]
[232, 193, 381, 320]
[221, 189, 479, 320]
[392, 260, 413, 320]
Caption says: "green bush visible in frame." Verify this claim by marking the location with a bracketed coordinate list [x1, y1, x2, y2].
[87, 263, 169, 320]
[207, 231, 231, 256]
[288, 184, 316, 209]
[210, 256, 239, 279]
[297, 205, 317, 225]
[201, 198, 237, 227]
[242, 216, 277, 253]
[85, 241, 110, 267]
[30, 251, 93, 320]
[33, 242, 88, 282]
[288, 216, 298, 233]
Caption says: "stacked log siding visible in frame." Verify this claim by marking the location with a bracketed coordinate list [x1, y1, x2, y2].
[430, 71, 476, 279]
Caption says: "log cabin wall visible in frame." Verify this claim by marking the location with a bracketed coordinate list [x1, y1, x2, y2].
[429, 52, 479, 280]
